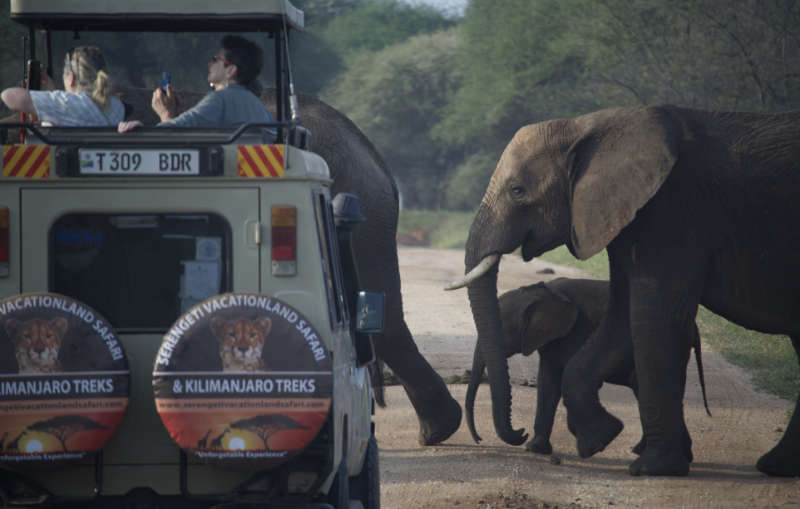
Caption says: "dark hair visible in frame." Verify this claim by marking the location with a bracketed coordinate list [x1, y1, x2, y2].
[220, 35, 264, 96]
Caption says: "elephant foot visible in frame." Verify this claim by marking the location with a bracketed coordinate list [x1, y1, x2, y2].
[525, 435, 552, 455]
[681, 427, 694, 463]
[756, 445, 800, 477]
[631, 436, 645, 456]
[629, 446, 689, 476]
[633, 431, 693, 463]
[573, 411, 624, 458]
[418, 396, 462, 446]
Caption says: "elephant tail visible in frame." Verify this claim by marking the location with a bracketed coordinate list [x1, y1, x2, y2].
[465, 348, 485, 443]
[693, 328, 711, 417]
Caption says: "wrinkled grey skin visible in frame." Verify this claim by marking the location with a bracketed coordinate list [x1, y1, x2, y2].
[262, 90, 462, 445]
[116, 87, 462, 445]
[463, 105, 800, 476]
[465, 278, 707, 458]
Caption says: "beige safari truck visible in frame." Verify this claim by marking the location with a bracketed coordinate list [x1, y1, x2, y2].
[0, 1, 382, 508]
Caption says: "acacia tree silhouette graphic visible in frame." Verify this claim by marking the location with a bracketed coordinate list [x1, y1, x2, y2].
[27, 415, 106, 452]
[230, 415, 308, 450]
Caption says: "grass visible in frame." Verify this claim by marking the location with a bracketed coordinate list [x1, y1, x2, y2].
[397, 208, 800, 402]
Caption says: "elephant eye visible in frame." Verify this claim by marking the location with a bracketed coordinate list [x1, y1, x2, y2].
[509, 185, 526, 199]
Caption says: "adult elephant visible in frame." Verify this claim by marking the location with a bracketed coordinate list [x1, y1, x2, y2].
[116, 86, 463, 445]
[261, 89, 462, 445]
[447, 105, 800, 476]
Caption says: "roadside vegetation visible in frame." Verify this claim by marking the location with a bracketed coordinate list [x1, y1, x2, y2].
[398, 209, 800, 402]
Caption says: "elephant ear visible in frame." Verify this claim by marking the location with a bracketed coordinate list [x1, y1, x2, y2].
[568, 106, 680, 260]
[519, 288, 579, 356]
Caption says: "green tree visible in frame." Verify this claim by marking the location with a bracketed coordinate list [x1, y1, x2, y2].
[293, 0, 454, 95]
[442, 151, 499, 211]
[293, 0, 365, 22]
[435, 0, 598, 150]
[324, 28, 463, 208]
[289, 0, 365, 94]
[320, 0, 455, 55]
[289, 31, 343, 94]
[436, 0, 800, 177]
[576, 0, 800, 111]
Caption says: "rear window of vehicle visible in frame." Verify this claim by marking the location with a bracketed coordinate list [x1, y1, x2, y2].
[50, 213, 231, 332]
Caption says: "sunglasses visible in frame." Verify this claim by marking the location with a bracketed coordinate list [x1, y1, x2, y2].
[209, 54, 233, 66]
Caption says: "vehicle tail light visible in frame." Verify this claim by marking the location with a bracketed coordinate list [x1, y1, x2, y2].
[0, 206, 8, 277]
[271, 205, 296, 276]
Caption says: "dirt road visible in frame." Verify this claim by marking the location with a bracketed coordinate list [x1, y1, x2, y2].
[375, 247, 800, 508]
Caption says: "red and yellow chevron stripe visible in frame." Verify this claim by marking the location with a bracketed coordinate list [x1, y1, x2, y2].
[2, 145, 50, 178]
[237, 145, 285, 178]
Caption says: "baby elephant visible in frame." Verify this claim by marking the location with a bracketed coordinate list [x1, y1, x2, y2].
[465, 277, 708, 456]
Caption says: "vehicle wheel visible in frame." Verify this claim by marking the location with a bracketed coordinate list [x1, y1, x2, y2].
[327, 454, 350, 509]
[349, 434, 379, 509]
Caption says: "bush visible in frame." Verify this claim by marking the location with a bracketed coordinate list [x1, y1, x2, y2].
[442, 151, 497, 211]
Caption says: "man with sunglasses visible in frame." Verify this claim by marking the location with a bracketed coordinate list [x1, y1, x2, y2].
[119, 35, 273, 131]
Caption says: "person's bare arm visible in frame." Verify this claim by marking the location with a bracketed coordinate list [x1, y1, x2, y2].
[117, 120, 144, 133]
[1, 88, 36, 115]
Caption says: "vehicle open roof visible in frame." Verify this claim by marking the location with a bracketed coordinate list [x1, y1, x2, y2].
[9, 0, 304, 32]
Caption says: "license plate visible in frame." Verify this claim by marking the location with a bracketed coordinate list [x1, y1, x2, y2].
[78, 149, 200, 175]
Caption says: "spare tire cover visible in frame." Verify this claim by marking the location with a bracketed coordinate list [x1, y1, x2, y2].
[153, 293, 333, 467]
[0, 293, 130, 467]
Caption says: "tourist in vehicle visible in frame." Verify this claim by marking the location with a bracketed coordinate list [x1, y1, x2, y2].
[1, 45, 125, 126]
[117, 35, 273, 132]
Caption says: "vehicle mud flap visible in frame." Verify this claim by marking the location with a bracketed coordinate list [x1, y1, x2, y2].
[152, 292, 333, 469]
[327, 455, 350, 509]
[0, 293, 130, 469]
[349, 434, 379, 509]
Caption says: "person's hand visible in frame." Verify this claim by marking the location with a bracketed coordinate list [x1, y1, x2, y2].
[40, 71, 55, 91]
[118, 120, 144, 133]
[152, 84, 179, 122]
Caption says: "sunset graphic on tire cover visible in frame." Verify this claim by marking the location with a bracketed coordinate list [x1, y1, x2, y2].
[0, 293, 130, 467]
[153, 293, 332, 467]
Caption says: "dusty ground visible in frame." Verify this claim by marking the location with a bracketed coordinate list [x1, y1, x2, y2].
[375, 246, 800, 508]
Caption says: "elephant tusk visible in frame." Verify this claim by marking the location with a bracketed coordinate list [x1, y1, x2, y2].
[444, 254, 500, 291]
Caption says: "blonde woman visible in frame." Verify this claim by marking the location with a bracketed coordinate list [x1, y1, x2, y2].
[1, 46, 124, 126]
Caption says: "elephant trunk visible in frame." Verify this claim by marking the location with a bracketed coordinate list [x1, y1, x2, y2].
[465, 345, 486, 443]
[465, 249, 528, 446]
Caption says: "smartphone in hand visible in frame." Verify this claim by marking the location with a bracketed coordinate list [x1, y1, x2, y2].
[160, 72, 171, 92]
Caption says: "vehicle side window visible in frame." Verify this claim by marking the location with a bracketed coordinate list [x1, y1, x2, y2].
[314, 191, 348, 328]
[50, 213, 231, 332]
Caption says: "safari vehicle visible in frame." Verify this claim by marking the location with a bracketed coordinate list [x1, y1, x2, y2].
[0, 1, 381, 508]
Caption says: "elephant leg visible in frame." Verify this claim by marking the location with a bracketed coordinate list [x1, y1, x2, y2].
[631, 412, 693, 463]
[527, 353, 561, 454]
[562, 313, 626, 458]
[353, 224, 461, 446]
[630, 359, 694, 463]
[374, 318, 461, 446]
[630, 381, 647, 456]
[756, 335, 800, 476]
[627, 276, 694, 477]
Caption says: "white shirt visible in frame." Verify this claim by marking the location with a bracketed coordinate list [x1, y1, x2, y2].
[29, 90, 125, 127]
